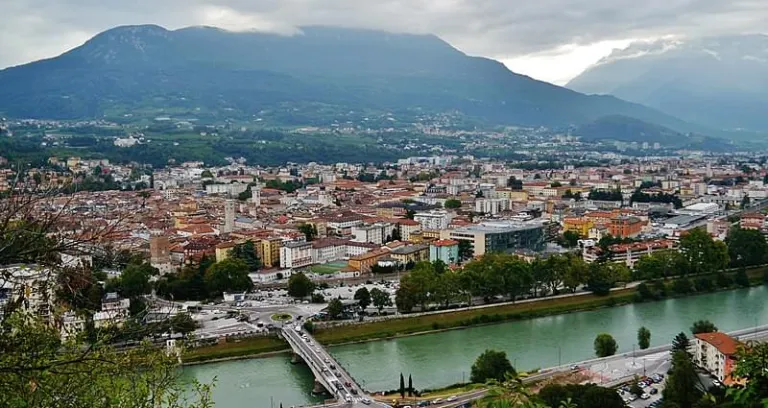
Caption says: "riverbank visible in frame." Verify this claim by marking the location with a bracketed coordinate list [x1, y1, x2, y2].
[182, 266, 768, 364]
[183, 336, 289, 364]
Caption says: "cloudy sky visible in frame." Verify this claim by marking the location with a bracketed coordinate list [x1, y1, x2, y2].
[2, 0, 766, 85]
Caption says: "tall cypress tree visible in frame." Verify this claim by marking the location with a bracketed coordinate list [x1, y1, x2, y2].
[399, 373, 405, 399]
[408, 374, 413, 397]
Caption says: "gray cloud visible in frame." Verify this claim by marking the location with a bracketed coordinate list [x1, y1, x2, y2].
[1, 0, 767, 70]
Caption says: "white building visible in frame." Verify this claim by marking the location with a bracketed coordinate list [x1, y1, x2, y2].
[280, 241, 313, 269]
[0, 265, 55, 323]
[351, 222, 395, 245]
[414, 210, 454, 231]
[475, 198, 511, 215]
[249, 269, 293, 283]
[206, 183, 248, 197]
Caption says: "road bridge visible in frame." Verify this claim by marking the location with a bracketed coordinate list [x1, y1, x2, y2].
[282, 325, 389, 408]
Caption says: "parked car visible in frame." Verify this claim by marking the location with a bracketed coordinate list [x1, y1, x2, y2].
[447, 396, 458, 402]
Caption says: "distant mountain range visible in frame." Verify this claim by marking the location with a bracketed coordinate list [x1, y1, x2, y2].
[568, 34, 768, 132]
[0, 24, 694, 134]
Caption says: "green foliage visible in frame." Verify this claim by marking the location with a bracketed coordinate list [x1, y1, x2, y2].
[561, 230, 580, 248]
[638, 326, 651, 350]
[663, 350, 703, 407]
[691, 319, 718, 334]
[297, 224, 318, 241]
[672, 332, 690, 354]
[354, 287, 372, 309]
[370, 288, 393, 313]
[287, 272, 315, 298]
[470, 349, 515, 383]
[169, 313, 199, 335]
[630, 382, 644, 397]
[0, 313, 213, 408]
[727, 227, 768, 268]
[680, 228, 729, 274]
[588, 189, 623, 201]
[114, 261, 156, 299]
[594, 333, 618, 357]
[672, 276, 694, 294]
[444, 198, 462, 209]
[538, 383, 625, 408]
[729, 341, 768, 405]
[458, 240, 474, 262]
[203, 258, 253, 297]
[229, 240, 261, 271]
[327, 298, 344, 320]
[694, 276, 715, 292]
[735, 268, 751, 288]
[310, 293, 325, 303]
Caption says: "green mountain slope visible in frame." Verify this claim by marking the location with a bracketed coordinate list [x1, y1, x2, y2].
[0, 24, 695, 131]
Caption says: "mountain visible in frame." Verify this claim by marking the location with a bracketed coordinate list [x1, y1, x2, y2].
[573, 115, 685, 144]
[0, 24, 693, 132]
[573, 115, 733, 151]
[567, 35, 768, 132]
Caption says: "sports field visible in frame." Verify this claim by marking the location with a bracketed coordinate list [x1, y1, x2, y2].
[310, 261, 348, 274]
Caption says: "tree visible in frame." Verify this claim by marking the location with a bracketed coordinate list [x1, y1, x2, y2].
[399, 373, 405, 399]
[444, 198, 462, 209]
[730, 341, 768, 405]
[470, 349, 515, 383]
[327, 298, 344, 320]
[169, 313, 198, 335]
[586, 263, 613, 296]
[458, 240, 474, 262]
[726, 227, 768, 268]
[229, 240, 261, 271]
[691, 320, 718, 334]
[0, 190, 213, 408]
[663, 350, 703, 408]
[0, 313, 213, 408]
[204, 258, 253, 297]
[629, 382, 643, 398]
[354, 287, 371, 310]
[287, 272, 315, 298]
[297, 223, 318, 241]
[539, 384, 625, 408]
[370, 288, 393, 313]
[638, 327, 651, 350]
[594, 333, 618, 357]
[672, 332, 690, 354]
[680, 228, 729, 275]
[408, 374, 413, 397]
[561, 230, 580, 248]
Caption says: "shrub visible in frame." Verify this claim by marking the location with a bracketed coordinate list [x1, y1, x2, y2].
[672, 277, 693, 294]
[694, 277, 714, 292]
[716, 272, 732, 288]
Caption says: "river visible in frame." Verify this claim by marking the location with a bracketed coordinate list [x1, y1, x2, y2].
[182, 285, 768, 407]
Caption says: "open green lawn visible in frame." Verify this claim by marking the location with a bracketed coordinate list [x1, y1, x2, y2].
[310, 261, 348, 275]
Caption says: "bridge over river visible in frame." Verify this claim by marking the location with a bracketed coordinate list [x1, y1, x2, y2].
[282, 326, 390, 408]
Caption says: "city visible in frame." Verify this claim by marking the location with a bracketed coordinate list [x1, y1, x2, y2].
[3, 2, 768, 408]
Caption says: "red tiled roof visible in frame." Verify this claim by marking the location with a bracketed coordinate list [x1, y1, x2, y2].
[432, 239, 459, 247]
[695, 332, 742, 356]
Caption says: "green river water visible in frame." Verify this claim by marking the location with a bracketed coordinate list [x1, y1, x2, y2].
[183, 285, 768, 407]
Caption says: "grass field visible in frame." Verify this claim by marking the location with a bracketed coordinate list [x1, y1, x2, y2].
[310, 261, 348, 275]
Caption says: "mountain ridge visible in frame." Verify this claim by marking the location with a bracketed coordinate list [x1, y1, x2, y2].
[0, 24, 700, 134]
[567, 34, 768, 132]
